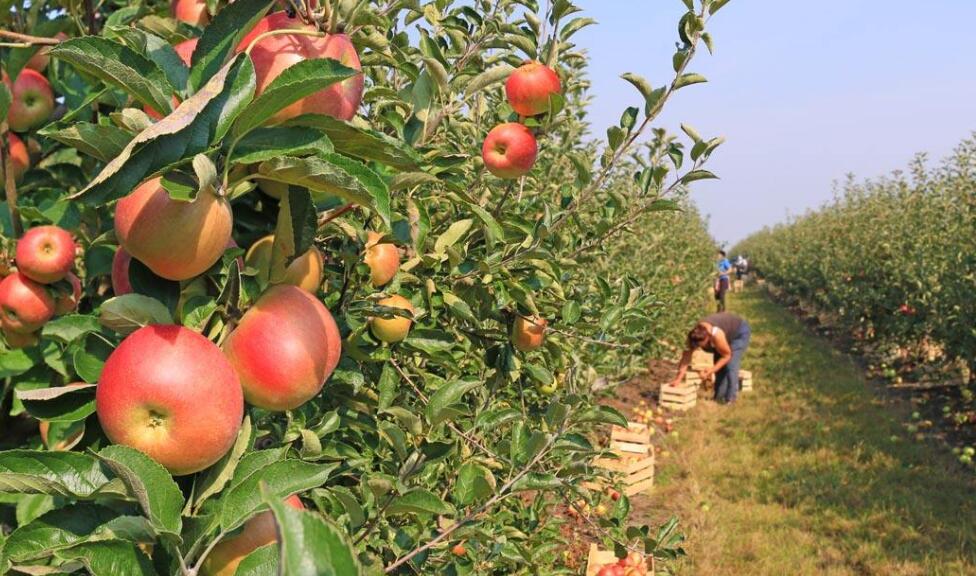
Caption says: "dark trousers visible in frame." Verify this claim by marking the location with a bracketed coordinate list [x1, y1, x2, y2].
[715, 277, 730, 312]
[714, 321, 751, 403]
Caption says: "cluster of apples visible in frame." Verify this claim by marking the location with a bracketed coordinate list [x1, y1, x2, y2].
[631, 399, 673, 433]
[596, 552, 650, 576]
[481, 61, 561, 179]
[0, 225, 81, 348]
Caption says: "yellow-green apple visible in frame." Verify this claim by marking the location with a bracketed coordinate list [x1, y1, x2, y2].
[144, 38, 197, 120]
[5, 69, 54, 132]
[238, 11, 364, 123]
[54, 273, 82, 315]
[6, 133, 30, 181]
[111, 247, 133, 295]
[200, 495, 304, 576]
[482, 123, 538, 179]
[369, 294, 413, 343]
[505, 61, 561, 117]
[363, 231, 399, 287]
[25, 32, 69, 72]
[2, 326, 38, 348]
[222, 285, 341, 411]
[171, 0, 210, 27]
[244, 234, 324, 294]
[96, 325, 243, 475]
[0, 272, 56, 334]
[15, 225, 76, 284]
[115, 176, 233, 281]
[510, 315, 546, 351]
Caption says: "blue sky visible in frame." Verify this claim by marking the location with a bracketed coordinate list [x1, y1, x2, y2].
[574, 1, 976, 245]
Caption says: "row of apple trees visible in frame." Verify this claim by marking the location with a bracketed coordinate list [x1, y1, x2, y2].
[0, 0, 727, 574]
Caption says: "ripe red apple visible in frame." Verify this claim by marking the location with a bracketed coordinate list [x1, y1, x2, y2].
[510, 315, 546, 352]
[244, 234, 324, 294]
[363, 231, 399, 287]
[111, 248, 133, 295]
[223, 285, 341, 411]
[201, 495, 304, 576]
[0, 272, 56, 334]
[25, 32, 69, 72]
[96, 325, 243, 475]
[54, 273, 82, 315]
[115, 177, 233, 281]
[369, 294, 414, 343]
[144, 39, 197, 120]
[6, 133, 30, 181]
[482, 123, 538, 179]
[15, 225, 76, 284]
[451, 543, 466, 557]
[171, 0, 210, 27]
[597, 565, 625, 576]
[2, 326, 38, 348]
[5, 69, 55, 132]
[239, 11, 364, 123]
[505, 61, 561, 117]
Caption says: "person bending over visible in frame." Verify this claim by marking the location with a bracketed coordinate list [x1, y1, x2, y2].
[669, 311, 751, 405]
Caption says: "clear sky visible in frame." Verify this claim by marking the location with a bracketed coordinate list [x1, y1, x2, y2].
[573, 1, 976, 246]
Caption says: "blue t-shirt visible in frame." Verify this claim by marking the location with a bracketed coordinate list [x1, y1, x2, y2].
[718, 258, 732, 279]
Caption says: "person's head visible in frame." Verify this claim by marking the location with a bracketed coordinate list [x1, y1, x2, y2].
[717, 249, 726, 260]
[687, 324, 711, 350]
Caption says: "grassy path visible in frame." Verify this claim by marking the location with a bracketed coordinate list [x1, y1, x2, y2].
[642, 289, 976, 576]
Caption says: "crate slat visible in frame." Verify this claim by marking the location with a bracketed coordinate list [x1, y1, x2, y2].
[609, 440, 649, 455]
[624, 476, 655, 496]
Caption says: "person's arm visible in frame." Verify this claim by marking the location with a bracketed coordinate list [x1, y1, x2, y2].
[669, 349, 692, 386]
[701, 330, 732, 378]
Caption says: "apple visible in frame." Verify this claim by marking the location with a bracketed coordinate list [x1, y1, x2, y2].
[6, 133, 30, 181]
[54, 273, 82, 315]
[5, 69, 54, 132]
[244, 234, 324, 294]
[115, 177, 233, 281]
[451, 543, 466, 557]
[505, 61, 561, 117]
[96, 325, 243, 475]
[608, 488, 621, 501]
[201, 495, 304, 576]
[0, 272, 56, 334]
[223, 285, 342, 411]
[171, 0, 210, 27]
[24, 32, 69, 72]
[144, 38, 197, 120]
[597, 565, 625, 576]
[15, 225, 76, 284]
[510, 314, 546, 352]
[238, 11, 364, 123]
[363, 231, 399, 287]
[369, 294, 414, 343]
[2, 326, 38, 348]
[482, 123, 538, 179]
[111, 247, 133, 295]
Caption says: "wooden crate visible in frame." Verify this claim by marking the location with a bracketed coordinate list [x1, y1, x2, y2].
[733, 279, 744, 292]
[592, 421, 655, 496]
[739, 369, 753, 392]
[690, 349, 714, 370]
[610, 421, 652, 444]
[660, 383, 696, 411]
[585, 544, 654, 576]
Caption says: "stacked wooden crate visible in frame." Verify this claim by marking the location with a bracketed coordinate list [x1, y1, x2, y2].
[659, 383, 697, 411]
[591, 422, 655, 497]
[733, 279, 744, 292]
[739, 369, 753, 392]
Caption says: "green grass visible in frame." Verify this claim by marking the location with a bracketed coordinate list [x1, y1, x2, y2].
[643, 289, 976, 576]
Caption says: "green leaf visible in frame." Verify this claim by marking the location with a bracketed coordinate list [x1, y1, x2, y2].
[17, 384, 96, 423]
[464, 202, 505, 245]
[220, 460, 337, 532]
[95, 445, 184, 541]
[680, 123, 702, 143]
[98, 294, 174, 335]
[270, 188, 318, 283]
[680, 169, 718, 184]
[38, 123, 133, 162]
[561, 300, 581, 325]
[620, 72, 654, 104]
[265, 488, 362, 576]
[40, 314, 100, 343]
[284, 115, 421, 170]
[0, 83, 10, 121]
[51, 37, 176, 115]
[426, 380, 480, 427]
[523, 364, 553, 385]
[193, 416, 254, 512]
[710, 0, 731, 15]
[575, 405, 628, 427]
[54, 540, 157, 576]
[256, 155, 390, 227]
[559, 17, 597, 40]
[463, 64, 514, 97]
[0, 451, 125, 499]
[433, 219, 473, 254]
[233, 543, 278, 576]
[453, 462, 496, 506]
[110, 27, 190, 94]
[674, 72, 707, 89]
[231, 126, 334, 164]
[233, 58, 357, 137]
[386, 488, 455, 516]
[190, 0, 275, 91]
[403, 329, 454, 355]
[0, 348, 41, 378]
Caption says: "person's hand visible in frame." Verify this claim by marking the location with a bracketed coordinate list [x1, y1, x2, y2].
[698, 369, 713, 382]
[667, 378, 680, 387]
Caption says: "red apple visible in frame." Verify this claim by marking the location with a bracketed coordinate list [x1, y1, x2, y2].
[597, 565, 625, 576]
[115, 177, 233, 281]
[363, 231, 399, 287]
[369, 294, 413, 344]
[244, 234, 324, 294]
[5, 69, 55, 132]
[2, 326, 38, 348]
[238, 11, 364, 123]
[96, 325, 244, 475]
[171, 0, 210, 27]
[15, 225, 76, 284]
[6, 133, 30, 181]
[201, 495, 304, 576]
[505, 61, 561, 117]
[482, 123, 538, 179]
[223, 285, 341, 411]
[24, 32, 69, 72]
[0, 272, 56, 334]
[111, 247, 133, 295]
[54, 273, 82, 315]
[451, 543, 466, 557]
[510, 315, 546, 352]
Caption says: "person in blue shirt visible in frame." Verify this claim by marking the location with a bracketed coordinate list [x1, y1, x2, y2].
[715, 250, 732, 312]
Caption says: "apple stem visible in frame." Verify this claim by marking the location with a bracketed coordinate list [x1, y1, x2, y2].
[243, 28, 325, 57]
[327, 0, 340, 34]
